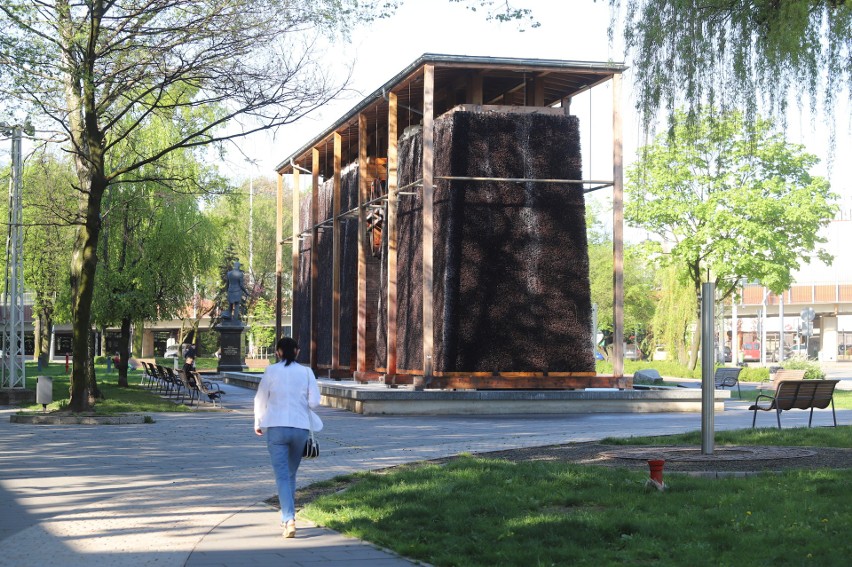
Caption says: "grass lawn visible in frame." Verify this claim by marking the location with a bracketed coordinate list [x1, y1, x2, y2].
[301, 427, 852, 567]
[20, 362, 191, 414]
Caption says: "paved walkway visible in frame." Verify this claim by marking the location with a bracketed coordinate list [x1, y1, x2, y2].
[1, 376, 850, 567]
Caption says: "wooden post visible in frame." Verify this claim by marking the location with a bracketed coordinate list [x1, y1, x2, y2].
[276, 172, 283, 343]
[386, 91, 399, 379]
[310, 148, 320, 370]
[470, 72, 483, 105]
[422, 64, 435, 385]
[357, 114, 368, 375]
[292, 168, 300, 343]
[332, 132, 342, 372]
[612, 73, 624, 377]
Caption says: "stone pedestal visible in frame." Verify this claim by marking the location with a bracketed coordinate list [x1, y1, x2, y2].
[217, 321, 246, 372]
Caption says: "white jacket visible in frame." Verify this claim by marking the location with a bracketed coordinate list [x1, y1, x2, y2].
[254, 361, 323, 432]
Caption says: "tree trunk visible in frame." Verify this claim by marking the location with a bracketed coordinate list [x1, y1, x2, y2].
[118, 317, 132, 387]
[68, 173, 107, 412]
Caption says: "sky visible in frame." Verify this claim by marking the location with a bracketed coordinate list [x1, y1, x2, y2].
[223, 0, 852, 213]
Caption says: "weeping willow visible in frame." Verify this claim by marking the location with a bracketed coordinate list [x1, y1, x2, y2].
[651, 265, 697, 365]
[610, 1, 852, 137]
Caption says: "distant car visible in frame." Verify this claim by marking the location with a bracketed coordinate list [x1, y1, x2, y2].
[742, 342, 761, 362]
[787, 344, 810, 358]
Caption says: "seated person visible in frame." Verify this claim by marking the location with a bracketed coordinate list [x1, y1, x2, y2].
[183, 344, 197, 375]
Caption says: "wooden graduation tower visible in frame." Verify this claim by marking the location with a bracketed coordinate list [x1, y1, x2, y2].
[276, 54, 628, 390]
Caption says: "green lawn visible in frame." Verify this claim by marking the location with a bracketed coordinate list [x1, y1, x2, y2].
[301, 427, 852, 567]
[20, 362, 192, 414]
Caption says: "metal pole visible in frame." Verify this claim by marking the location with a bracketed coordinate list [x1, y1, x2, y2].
[779, 295, 785, 363]
[701, 282, 715, 455]
[2, 124, 26, 389]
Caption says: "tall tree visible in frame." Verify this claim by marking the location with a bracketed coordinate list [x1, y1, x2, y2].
[206, 177, 291, 314]
[21, 152, 77, 362]
[625, 109, 837, 367]
[0, 0, 380, 411]
[607, 1, 852, 128]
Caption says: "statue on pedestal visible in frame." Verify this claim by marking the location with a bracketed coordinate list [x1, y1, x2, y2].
[223, 260, 248, 322]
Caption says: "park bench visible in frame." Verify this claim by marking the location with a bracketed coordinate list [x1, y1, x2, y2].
[714, 367, 742, 397]
[176, 370, 200, 406]
[190, 371, 226, 408]
[758, 368, 806, 392]
[749, 379, 840, 429]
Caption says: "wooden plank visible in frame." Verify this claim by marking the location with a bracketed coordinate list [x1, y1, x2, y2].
[291, 168, 301, 343]
[612, 73, 624, 378]
[422, 64, 434, 386]
[386, 91, 399, 379]
[357, 113, 368, 374]
[469, 71, 483, 104]
[331, 132, 342, 371]
[429, 375, 632, 390]
[276, 172, 283, 342]
[431, 371, 597, 378]
[310, 148, 320, 369]
[445, 104, 565, 116]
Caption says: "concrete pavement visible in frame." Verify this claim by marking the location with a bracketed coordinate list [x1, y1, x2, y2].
[1, 375, 850, 567]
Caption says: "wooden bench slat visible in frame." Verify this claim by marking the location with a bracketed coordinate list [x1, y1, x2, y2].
[749, 379, 839, 429]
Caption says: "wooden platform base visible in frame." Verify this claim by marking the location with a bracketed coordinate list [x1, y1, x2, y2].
[356, 371, 629, 390]
[218, 372, 728, 416]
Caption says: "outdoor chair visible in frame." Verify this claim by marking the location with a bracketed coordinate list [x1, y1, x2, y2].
[190, 371, 225, 407]
[713, 367, 742, 398]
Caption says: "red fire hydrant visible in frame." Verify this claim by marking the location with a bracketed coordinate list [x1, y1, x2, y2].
[647, 459, 666, 491]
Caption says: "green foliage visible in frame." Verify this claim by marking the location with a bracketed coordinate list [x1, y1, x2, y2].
[588, 241, 656, 335]
[609, 1, 852, 135]
[627, 108, 837, 301]
[738, 366, 770, 383]
[649, 265, 696, 364]
[248, 297, 277, 350]
[205, 177, 291, 312]
[302, 451, 852, 566]
[780, 358, 826, 380]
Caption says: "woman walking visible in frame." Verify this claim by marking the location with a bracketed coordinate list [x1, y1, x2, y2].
[254, 337, 322, 538]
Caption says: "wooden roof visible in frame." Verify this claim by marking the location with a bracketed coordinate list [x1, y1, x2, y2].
[275, 53, 626, 177]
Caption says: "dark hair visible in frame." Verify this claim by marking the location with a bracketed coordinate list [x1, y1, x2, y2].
[277, 337, 299, 366]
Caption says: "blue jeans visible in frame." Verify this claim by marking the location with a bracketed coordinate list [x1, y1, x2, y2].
[265, 426, 309, 523]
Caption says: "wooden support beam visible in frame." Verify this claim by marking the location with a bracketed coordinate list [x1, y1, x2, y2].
[422, 64, 435, 386]
[310, 148, 320, 370]
[357, 113, 368, 374]
[291, 168, 300, 344]
[469, 71, 483, 105]
[386, 91, 399, 379]
[533, 77, 545, 106]
[612, 73, 624, 378]
[276, 172, 283, 343]
[331, 132, 342, 370]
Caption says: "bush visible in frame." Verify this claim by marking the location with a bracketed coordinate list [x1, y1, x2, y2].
[94, 356, 107, 365]
[781, 357, 825, 379]
[738, 366, 769, 382]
